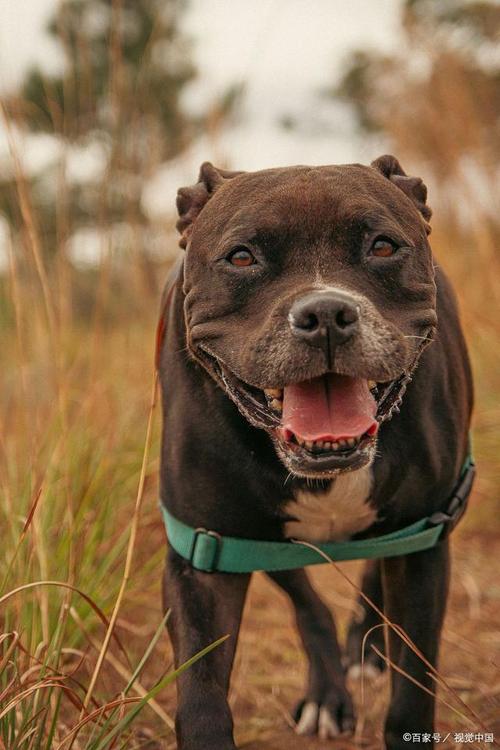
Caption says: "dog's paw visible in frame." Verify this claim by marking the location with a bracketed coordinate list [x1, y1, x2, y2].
[347, 657, 384, 682]
[294, 690, 355, 739]
[345, 621, 387, 680]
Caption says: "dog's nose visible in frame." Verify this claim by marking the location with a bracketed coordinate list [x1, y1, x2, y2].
[289, 291, 360, 347]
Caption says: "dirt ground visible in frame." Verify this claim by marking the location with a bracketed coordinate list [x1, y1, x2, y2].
[128, 521, 500, 749]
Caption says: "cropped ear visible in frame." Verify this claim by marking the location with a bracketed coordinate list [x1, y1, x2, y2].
[371, 154, 432, 234]
[176, 162, 244, 249]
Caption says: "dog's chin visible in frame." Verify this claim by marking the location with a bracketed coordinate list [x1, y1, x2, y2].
[193, 344, 417, 478]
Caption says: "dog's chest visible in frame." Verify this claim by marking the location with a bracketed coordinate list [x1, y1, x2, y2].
[283, 466, 376, 542]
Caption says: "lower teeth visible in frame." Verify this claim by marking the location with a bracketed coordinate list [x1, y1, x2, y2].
[294, 437, 360, 453]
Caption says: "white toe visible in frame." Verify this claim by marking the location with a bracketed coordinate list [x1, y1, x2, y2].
[348, 662, 382, 681]
[295, 701, 318, 735]
[347, 663, 362, 679]
[318, 706, 340, 739]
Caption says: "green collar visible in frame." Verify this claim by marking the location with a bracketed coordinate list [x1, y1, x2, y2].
[161, 454, 475, 573]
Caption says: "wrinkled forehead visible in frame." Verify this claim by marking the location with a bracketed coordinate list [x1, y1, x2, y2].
[191, 164, 423, 247]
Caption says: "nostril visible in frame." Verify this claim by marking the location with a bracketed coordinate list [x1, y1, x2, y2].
[290, 310, 320, 332]
[335, 306, 358, 329]
[300, 312, 319, 331]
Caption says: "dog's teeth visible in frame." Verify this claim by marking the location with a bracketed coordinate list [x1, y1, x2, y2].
[269, 398, 283, 412]
[296, 436, 363, 453]
[368, 380, 377, 390]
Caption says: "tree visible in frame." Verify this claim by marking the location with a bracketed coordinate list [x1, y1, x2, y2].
[333, 0, 500, 184]
[0, 0, 219, 267]
[18, 1, 195, 156]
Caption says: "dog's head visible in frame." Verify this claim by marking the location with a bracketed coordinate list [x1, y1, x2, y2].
[177, 156, 436, 477]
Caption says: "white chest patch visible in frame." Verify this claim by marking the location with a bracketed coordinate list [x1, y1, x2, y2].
[284, 466, 376, 542]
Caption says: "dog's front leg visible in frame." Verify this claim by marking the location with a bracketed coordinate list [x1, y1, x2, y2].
[163, 548, 250, 750]
[267, 569, 355, 737]
[382, 541, 450, 750]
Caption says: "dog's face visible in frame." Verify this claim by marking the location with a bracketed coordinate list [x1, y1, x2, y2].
[177, 156, 437, 478]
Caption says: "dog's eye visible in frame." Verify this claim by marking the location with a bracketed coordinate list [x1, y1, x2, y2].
[227, 247, 256, 267]
[370, 238, 398, 258]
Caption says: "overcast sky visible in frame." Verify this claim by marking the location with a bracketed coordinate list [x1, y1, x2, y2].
[0, 0, 402, 171]
[0, 1, 401, 93]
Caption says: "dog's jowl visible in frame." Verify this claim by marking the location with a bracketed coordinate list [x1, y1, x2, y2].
[158, 156, 473, 749]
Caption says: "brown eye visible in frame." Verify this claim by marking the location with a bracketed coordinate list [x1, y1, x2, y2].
[371, 238, 398, 258]
[227, 247, 256, 267]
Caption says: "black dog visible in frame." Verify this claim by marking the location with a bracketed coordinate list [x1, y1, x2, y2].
[157, 156, 473, 749]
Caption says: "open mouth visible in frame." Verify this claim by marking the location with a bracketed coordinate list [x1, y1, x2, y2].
[266, 374, 380, 467]
[196, 344, 416, 475]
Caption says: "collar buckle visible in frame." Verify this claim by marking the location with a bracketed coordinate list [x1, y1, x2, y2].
[189, 527, 223, 572]
[428, 459, 476, 539]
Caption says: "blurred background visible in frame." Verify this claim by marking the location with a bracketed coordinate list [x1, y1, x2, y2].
[0, 1, 499, 748]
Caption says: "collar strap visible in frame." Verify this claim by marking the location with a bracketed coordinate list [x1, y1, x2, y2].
[161, 454, 475, 573]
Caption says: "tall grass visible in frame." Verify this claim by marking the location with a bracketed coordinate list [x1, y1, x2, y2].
[0, 100, 189, 743]
[0, 2, 202, 741]
[0, 217, 185, 747]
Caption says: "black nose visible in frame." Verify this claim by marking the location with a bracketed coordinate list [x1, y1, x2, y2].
[289, 291, 360, 348]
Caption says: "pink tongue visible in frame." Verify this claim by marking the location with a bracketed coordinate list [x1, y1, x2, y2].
[282, 374, 378, 442]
